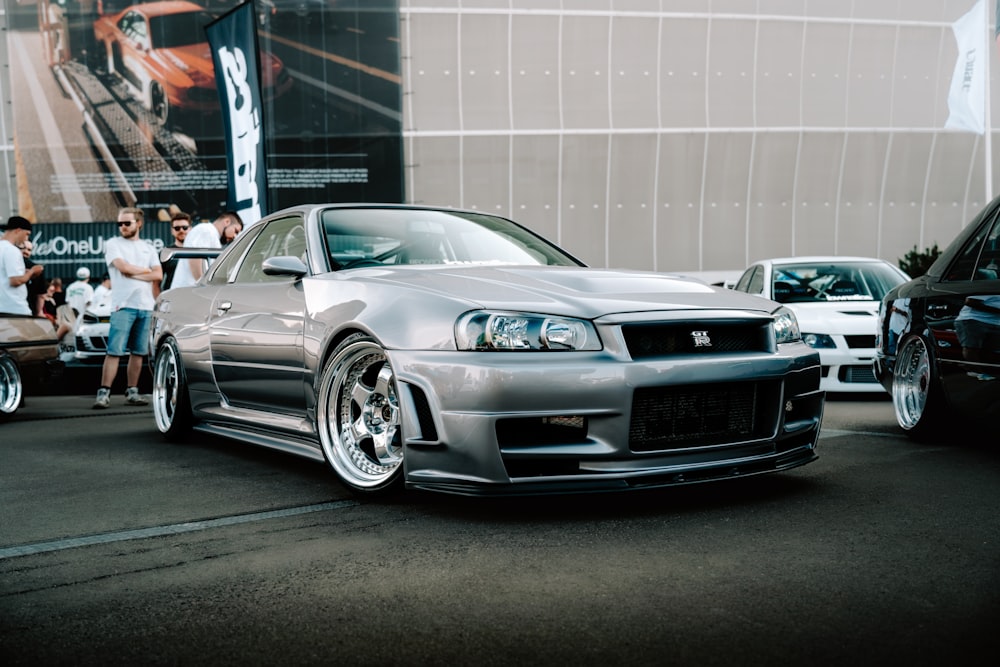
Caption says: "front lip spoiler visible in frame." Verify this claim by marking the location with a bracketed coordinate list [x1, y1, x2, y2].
[404, 447, 818, 497]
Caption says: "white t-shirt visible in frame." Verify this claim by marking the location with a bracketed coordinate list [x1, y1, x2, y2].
[105, 236, 160, 311]
[170, 248, 196, 289]
[171, 222, 221, 288]
[185, 222, 222, 249]
[0, 239, 30, 315]
[65, 279, 94, 315]
[92, 284, 112, 316]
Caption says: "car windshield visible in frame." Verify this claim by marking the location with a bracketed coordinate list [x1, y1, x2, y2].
[321, 208, 585, 269]
[771, 262, 906, 303]
[149, 12, 213, 49]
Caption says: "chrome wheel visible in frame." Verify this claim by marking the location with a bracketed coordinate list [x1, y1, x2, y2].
[892, 336, 935, 433]
[152, 339, 192, 438]
[318, 334, 403, 493]
[0, 354, 22, 418]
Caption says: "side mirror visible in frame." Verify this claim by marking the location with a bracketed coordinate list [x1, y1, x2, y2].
[262, 255, 308, 278]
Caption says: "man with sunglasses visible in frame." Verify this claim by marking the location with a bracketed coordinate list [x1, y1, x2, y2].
[162, 211, 192, 289]
[93, 207, 162, 409]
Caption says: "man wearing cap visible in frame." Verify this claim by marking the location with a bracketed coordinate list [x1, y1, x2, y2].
[0, 216, 44, 315]
[66, 267, 94, 318]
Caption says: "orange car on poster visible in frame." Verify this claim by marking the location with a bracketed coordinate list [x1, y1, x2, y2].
[93, 0, 292, 126]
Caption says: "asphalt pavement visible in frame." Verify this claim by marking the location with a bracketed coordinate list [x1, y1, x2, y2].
[2, 394, 999, 666]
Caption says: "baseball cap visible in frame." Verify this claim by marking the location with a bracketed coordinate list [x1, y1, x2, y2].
[5, 215, 32, 231]
[77, 267, 91, 280]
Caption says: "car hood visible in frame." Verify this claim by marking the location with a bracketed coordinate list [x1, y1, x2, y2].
[785, 300, 880, 335]
[156, 45, 282, 84]
[155, 44, 216, 78]
[352, 265, 778, 318]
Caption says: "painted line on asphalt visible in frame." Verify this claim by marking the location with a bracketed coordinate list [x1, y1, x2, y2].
[0, 500, 359, 561]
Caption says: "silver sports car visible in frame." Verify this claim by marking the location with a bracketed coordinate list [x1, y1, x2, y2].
[150, 204, 825, 496]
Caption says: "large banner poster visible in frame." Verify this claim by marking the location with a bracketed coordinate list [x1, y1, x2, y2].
[206, 1, 268, 225]
[6, 0, 403, 226]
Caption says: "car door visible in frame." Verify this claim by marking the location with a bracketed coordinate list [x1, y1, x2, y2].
[208, 215, 309, 414]
[926, 207, 1000, 411]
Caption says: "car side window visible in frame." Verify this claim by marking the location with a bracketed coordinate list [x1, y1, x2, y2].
[973, 217, 1000, 281]
[119, 13, 149, 50]
[206, 224, 263, 286]
[945, 212, 998, 282]
[747, 267, 764, 294]
[234, 216, 306, 284]
[735, 266, 756, 292]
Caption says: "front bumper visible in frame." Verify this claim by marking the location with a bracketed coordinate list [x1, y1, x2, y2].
[390, 346, 825, 496]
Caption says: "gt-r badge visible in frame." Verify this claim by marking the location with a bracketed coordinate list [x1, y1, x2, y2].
[691, 330, 712, 347]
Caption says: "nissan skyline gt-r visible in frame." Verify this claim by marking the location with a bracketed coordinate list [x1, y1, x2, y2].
[150, 204, 826, 496]
[733, 257, 910, 393]
[875, 197, 1000, 439]
[92, 1, 293, 125]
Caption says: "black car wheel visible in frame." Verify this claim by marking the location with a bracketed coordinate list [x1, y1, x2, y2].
[317, 333, 403, 494]
[152, 338, 193, 439]
[150, 83, 169, 125]
[0, 353, 22, 419]
[891, 335, 943, 439]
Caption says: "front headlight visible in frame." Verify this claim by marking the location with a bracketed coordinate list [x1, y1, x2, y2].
[802, 333, 836, 349]
[456, 311, 601, 351]
[772, 306, 801, 344]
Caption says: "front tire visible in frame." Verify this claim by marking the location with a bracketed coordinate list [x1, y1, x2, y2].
[892, 335, 944, 440]
[317, 334, 403, 494]
[0, 353, 22, 420]
[152, 339, 193, 440]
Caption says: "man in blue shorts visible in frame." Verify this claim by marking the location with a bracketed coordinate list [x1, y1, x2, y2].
[94, 207, 163, 409]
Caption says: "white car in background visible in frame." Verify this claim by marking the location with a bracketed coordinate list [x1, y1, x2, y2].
[60, 292, 113, 368]
[733, 256, 910, 393]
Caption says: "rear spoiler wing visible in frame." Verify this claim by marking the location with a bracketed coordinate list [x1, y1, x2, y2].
[159, 247, 223, 262]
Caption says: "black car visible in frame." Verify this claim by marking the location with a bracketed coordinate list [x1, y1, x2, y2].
[874, 197, 1000, 438]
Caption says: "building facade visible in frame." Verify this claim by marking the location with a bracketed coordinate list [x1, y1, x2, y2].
[400, 0, 997, 272]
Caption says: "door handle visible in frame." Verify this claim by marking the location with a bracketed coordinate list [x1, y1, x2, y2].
[216, 301, 232, 316]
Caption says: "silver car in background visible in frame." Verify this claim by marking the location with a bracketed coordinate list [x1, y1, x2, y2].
[150, 204, 825, 496]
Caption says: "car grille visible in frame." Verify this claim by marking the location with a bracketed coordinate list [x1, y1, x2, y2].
[622, 321, 771, 359]
[629, 381, 779, 451]
[838, 364, 877, 383]
[844, 335, 876, 348]
[76, 335, 108, 353]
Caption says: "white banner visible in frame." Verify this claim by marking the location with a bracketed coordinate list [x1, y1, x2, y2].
[946, 0, 987, 134]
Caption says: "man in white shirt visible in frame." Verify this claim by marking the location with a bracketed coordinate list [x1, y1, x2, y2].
[180, 211, 243, 285]
[0, 216, 44, 315]
[93, 207, 162, 409]
[91, 274, 112, 315]
[65, 266, 94, 317]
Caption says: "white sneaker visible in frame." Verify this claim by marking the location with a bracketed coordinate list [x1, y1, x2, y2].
[93, 388, 111, 409]
[124, 387, 148, 406]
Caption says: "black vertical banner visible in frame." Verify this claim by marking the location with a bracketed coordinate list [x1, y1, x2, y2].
[206, 2, 268, 224]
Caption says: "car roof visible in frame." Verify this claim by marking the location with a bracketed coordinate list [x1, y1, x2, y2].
[749, 256, 894, 266]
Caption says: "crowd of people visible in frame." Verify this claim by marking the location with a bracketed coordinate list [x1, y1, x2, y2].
[0, 209, 243, 409]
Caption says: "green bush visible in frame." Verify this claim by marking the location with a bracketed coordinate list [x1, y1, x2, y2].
[898, 244, 941, 278]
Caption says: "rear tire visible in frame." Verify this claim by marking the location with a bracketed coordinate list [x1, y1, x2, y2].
[0, 353, 22, 420]
[150, 83, 169, 125]
[152, 339, 193, 440]
[891, 335, 944, 440]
